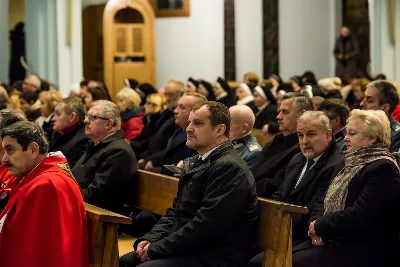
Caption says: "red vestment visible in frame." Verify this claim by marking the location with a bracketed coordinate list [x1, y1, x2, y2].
[0, 154, 90, 267]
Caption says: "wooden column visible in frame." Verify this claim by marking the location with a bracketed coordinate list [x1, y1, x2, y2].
[262, 0, 279, 78]
[224, 0, 236, 80]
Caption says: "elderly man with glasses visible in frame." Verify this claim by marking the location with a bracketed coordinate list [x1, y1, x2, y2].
[72, 100, 137, 214]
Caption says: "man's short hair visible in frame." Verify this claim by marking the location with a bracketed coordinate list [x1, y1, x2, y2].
[167, 80, 185, 94]
[87, 86, 107, 101]
[57, 97, 86, 121]
[1, 121, 49, 154]
[91, 100, 121, 129]
[194, 101, 231, 137]
[0, 109, 27, 129]
[19, 91, 39, 104]
[27, 74, 41, 89]
[185, 92, 207, 102]
[367, 80, 399, 114]
[297, 111, 331, 132]
[318, 99, 350, 128]
[282, 92, 314, 111]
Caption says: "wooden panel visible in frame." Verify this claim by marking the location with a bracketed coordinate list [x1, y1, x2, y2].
[224, 0, 236, 81]
[262, 0, 279, 78]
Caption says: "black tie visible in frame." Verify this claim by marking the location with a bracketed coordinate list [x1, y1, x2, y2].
[305, 158, 315, 173]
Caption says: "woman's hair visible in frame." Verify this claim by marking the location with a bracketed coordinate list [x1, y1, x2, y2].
[19, 92, 38, 104]
[39, 91, 63, 113]
[146, 93, 166, 113]
[117, 88, 141, 109]
[353, 78, 371, 92]
[244, 72, 259, 87]
[9, 95, 21, 111]
[87, 86, 107, 101]
[348, 109, 391, 148]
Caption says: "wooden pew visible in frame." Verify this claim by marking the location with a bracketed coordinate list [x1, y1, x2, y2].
[85, 203, 132, 267]
[136, 170, 308, 267]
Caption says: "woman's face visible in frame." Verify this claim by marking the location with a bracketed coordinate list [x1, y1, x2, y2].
[186, 84, 196, 93]
[353, 85, 365, 101]
[84, 93, 93, 109]
[197, 86, 209, 97]
[236, 87, 249, 100]
[290, 80, 300, 91]
[344, 119, 376, 152]
[40, 101, 52, 117]
[19, 98, 31, 114]
[117, 96, 128, 112]
[213, 85, 224, 97]
[144, 101, 155, 115]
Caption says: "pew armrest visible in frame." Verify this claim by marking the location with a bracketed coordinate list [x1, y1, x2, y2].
[85, 203, 132, 225]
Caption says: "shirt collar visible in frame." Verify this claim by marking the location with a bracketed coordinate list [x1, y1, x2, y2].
[310, 152, 323, 163]
[201, 143, 225, 161]
[95, 131, 117, 145]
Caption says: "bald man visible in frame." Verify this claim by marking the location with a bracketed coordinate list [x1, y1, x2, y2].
[229, 105, 262, 168]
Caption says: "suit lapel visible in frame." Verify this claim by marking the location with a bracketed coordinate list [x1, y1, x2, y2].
[168, 129, 186, 151]
[281, 159, 306, 200]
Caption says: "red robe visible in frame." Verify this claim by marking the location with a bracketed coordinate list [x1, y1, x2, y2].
[0, 154, 89, 267]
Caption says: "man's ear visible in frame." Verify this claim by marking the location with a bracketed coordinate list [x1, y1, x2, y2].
[106, 119, 115, 129]
[215, 124, 227, 138]
[381, 103, 391, 114]
[70, 112, 77, 123]
[29, 142, 40, 158]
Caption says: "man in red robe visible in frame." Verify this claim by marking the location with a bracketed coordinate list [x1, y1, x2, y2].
[0, 109, 27, 212]
[0, 121, 89, 267]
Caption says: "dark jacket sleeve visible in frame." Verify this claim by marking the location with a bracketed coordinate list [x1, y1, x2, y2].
[243, 150, 261, 170]
[147, 163, 252, 259]
[314, 162, 400, 238]
[346, 37, 359, 59]
[256, 168, 286, 198]
[134, 200, 177, 249]
[82, 148, 135, 203]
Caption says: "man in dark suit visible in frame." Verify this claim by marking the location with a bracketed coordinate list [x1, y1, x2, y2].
[50, 97, 89, 168]
[229, 105, 262, 169]
[318, 98, 350, 151]
[247, 111, 343, 266]
[251, 92, 314, 198]
[72, 100, 137, 214]
[120, 101, 258, 267]
[139, 80, 185, 170]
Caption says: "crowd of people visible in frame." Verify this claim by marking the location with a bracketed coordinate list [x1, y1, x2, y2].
[0, 69, 399, 267]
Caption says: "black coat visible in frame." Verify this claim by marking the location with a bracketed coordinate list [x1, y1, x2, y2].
[160, 128, 196, 176]
[42, 114, 55, 143]
[293, 159, 400, 267]
[134, 142, 259, 267]
[49, 122, 89, 168]
[253, 104, 278, 130]
[72, 130, 137, 213]
[130, 112, 162, 156]
[253, 133, 300, 198]
[271, 140, 343, 245]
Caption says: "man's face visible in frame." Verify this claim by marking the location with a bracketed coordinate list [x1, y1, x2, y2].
[173, 95, 198, 129]
[164, 82, 181, 108]
[186, 106, 220, 152]
[321, 110, 341, 134]
[52, 104, 74, 133]
[360, 87, 386, 113]
[2, 136, 36, 177]
[22, 77, 38, 93]
[253, 91, 267, 108]
[297, 120, 332, 159]
[19, 98, 31, 114]
[84, 105, 110, 142]
[340, 27, 350, 38]
[276, 98, 302, 135]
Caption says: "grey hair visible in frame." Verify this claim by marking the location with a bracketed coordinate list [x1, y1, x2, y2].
[297, 111, 331, 132]
[283, 92, 314, 112]
[91, 100, 121, 129]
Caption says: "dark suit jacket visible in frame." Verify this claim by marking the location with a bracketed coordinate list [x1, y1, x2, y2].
[253, 133, 300, 198]
[160, 128, 196, 176]
[271, 140, 343, 245]
[49, 122, 89, 168]
[253, 104, 278, 130]
[294, 159, 400, 267]
[72, 130, 137, 213]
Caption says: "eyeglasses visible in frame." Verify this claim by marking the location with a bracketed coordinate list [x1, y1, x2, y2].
[85, 114, 110, 121]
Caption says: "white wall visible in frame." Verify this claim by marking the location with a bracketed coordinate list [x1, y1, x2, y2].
[234, 0, 263, 81]
[155, 0, 224, 87]
[279, 0, 340, 80]
[0, 0, 9, 82]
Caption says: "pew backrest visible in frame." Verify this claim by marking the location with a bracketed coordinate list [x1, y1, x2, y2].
[136, 170, 308, 267]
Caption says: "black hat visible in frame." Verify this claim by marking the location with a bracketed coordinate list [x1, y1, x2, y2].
[187, 77, 199, 88]
[254, 85, 277, 105]
[269, 74, 283, 85]
[199, 80, 213, 95]
[125, 79, 139, 89]
[136, 83, 157, 98]
[216, 76, 230, 92]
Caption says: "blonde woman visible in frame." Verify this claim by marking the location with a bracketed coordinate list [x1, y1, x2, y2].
[130, 93, 166, 156]
[116, 88, 144, 141]
[36, 90, 63, 139]
[293, 109, 400, 267]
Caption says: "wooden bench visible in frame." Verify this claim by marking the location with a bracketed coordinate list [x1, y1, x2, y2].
[85, 203, 132, 267]
[136, 170, 308, 267]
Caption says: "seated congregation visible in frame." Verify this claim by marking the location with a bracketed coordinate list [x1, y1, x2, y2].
[0, 72, 400, 267]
